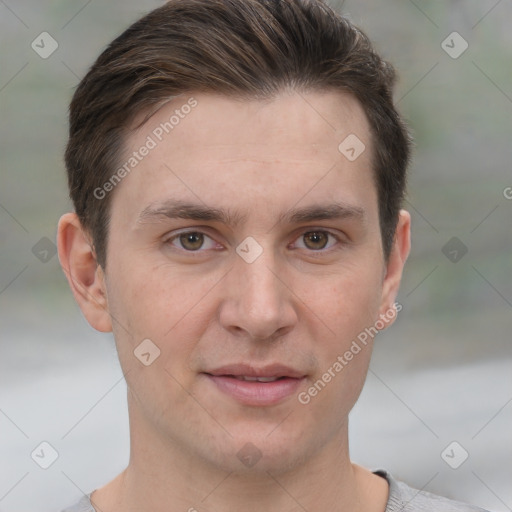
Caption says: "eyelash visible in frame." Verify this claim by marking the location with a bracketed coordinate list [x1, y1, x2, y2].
[164, 229, 344, 256]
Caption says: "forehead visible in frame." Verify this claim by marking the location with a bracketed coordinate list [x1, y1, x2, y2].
[137, 90, 370, 152]
[112, 90, 375, 223]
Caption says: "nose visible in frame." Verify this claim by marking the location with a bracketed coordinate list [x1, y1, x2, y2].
[218, 247, 298, 341]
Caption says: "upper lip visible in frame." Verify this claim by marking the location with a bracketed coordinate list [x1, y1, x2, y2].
[204, 364, 306, 379]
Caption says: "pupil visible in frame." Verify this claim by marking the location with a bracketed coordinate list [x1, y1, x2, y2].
[305, 232, 327, 250]
[180, 232, 203, 250]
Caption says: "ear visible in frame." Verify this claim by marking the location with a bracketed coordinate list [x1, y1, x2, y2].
[378, 209, 411, 326]
[57, 213, 112, 332]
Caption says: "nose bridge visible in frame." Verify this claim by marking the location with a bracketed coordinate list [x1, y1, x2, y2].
[235, 244, 282, 313]
[220, 240, 296, 339]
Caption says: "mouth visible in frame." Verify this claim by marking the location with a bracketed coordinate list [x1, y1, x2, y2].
[226, 375, 285, 382]
[202, 364, 306, 406]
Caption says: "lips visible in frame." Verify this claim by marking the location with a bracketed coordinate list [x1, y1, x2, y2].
[202, 364, 306, 406]
[232, 376, 282, 382]
[205, 363, 306, 380]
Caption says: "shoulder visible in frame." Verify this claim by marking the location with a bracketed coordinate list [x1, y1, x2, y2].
[60, 494, 95, 512]
[375, 470, 492, 512]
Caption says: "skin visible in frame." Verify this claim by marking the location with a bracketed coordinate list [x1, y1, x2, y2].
[58, 89, 410, 512]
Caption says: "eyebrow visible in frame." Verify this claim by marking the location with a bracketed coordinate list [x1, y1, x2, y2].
[137, 200, 248, 227]
[136, 199, 365, 227]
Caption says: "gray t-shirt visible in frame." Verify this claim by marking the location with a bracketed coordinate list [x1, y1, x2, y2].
[61, 469, 491, 511]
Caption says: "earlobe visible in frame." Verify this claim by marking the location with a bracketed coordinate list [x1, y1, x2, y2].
[57, 213, 112, 333]
[378, 209, 411, 324]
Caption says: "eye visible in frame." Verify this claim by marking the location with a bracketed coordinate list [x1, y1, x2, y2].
[166, 231, 218, 251]
[294, 230, 339, 251]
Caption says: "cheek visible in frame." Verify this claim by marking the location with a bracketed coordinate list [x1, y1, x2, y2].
[105, 265, 203, 411]
[105, 261, 218, 372]
[108, 259, 204, 331]
[298, 262, 382, 407]
[307, 262, 384, 340]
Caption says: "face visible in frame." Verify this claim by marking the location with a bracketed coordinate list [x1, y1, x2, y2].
[71, 90, 409, 474]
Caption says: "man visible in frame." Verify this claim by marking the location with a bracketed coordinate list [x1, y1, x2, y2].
[57, 1, 489, 511]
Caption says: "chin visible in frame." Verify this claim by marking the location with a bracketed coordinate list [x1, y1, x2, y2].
[199, 425, 322, 476]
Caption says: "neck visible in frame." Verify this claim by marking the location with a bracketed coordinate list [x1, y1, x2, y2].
[91, 399, 387, 512]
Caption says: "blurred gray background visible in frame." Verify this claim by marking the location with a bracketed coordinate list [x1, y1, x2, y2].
[1, 1, 511, 511]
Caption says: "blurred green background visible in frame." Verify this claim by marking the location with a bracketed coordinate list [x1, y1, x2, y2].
[1, 1, 511, 511]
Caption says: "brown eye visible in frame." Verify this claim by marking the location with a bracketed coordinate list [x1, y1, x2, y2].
[303, 231, 329, 250]
[179, 232, 204, 250]
[166, 231, 218, 254]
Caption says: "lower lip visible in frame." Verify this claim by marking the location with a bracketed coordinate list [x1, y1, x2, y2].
[204, 374, 305, 406]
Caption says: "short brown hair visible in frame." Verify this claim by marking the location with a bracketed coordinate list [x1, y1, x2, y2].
[65, 0, 411, 269]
